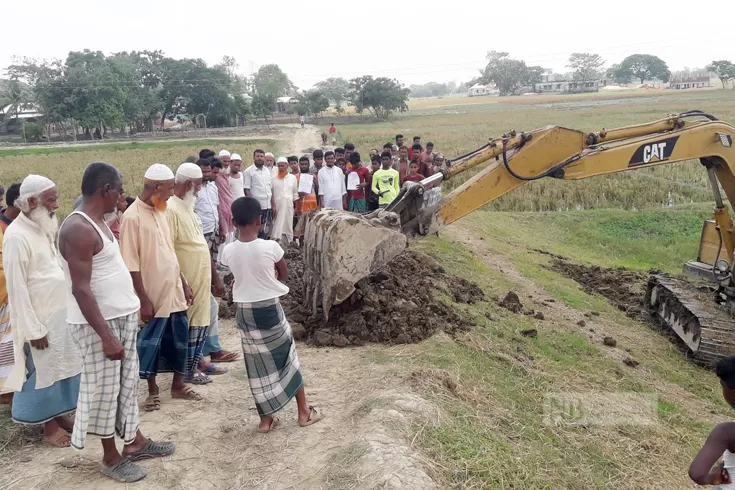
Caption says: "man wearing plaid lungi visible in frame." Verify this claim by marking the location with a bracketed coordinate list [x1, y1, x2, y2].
[59, 162, 175, 483]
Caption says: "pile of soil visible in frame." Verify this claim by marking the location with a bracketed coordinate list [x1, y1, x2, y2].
[220, 245, 483, 347]
[548, 257, 646, 318]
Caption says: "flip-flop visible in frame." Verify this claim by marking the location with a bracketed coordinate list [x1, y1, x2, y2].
[42, 428, 71, 448]
[258, 417, 280, 433]
[185, 372, 213, 385]
[299, 406, 324, 428]
[210, 351, 240, 363]
[101, 459, 148, 482]
[143, 394, 160, 412]
[203, 365, 228, 375]
[124, 439, 176, 461]
[172, 386, 203, 401]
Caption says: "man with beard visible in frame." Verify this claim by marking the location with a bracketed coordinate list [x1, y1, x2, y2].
[218, 149, 231, 172]
[264, 152, 277, 177]
[228, 154, 245, 200]
[318, 151, 347, 210]
[169, 163, 228, 384]
[193, 158, 224, 263]
[119, 164, 197, 411]
[3, 175, 81, 447]
[59, 162, 175, 482]
[292, 156, 318, 246]
[243, 149, 276, 239]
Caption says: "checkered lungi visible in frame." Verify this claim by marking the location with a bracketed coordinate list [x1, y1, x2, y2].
[236, 298, 303, 416]
[137, 311, 190, 379]
[204, 232, 220, 263]
[186, 326, 209, 376]
[259, 208, 274, 239]
[70, 313, 140, 449]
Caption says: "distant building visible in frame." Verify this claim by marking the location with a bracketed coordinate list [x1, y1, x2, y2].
[0, 103, 43, 121]
[467, 83, 498, 97]
[276, 96, 297, 113]
[534, 79, 606, 94]
[669, 76, 712, 90]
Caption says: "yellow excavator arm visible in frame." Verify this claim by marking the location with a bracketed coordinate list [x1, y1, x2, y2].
[304, 111, 735, 326]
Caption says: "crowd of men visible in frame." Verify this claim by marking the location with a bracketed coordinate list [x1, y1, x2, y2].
[0, 132, 442, 482]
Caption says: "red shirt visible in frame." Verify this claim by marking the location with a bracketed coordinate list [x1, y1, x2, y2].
[401, 173, 425, 185]
[347, 166, 371, 200]
[329, 126, 336, 134]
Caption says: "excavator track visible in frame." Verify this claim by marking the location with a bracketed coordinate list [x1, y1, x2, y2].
[645, 273, 735, 366]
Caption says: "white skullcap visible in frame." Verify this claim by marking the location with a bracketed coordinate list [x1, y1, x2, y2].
[176, 162, 203, 180]
[219, 149, 231, 157]
[231, 153, 242, 161]
[19, 174, 55, 199]
[276, 156, 288, 164]
[144, 163, 174, 181]
[264, 152, 274, 158]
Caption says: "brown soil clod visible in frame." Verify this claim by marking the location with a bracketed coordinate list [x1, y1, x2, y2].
[500, 291, 523, 313]
[623, 357, 640, 368]
[603, 336, 617, 347]
[577, 320, 586, 327]
[520, 328, 538, 338]
[533, 311, 545, 320]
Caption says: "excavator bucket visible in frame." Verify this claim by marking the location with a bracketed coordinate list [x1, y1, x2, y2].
[303, 208, 407, 320]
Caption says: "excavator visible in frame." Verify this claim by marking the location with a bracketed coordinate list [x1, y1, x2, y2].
[303, 110, 735, 365]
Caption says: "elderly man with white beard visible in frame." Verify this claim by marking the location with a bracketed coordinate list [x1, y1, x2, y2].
[3, 175, 81, 447]
[167, 163, 226, 384]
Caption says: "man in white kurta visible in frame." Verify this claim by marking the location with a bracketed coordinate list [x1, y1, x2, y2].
[318, 151, 347, 210]
[3, 175, 81, 447]
[270, 157, 299, 243]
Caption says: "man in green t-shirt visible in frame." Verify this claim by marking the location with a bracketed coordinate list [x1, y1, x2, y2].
[371, 151, 400, 208]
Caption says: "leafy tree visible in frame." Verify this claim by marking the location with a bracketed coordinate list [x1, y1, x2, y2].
[348, 76, 409, 118]
[478, 51, 538, 95]
[567, 53, 605, 81]
[706, 60, 735, 88]
[526, 66, 545, 84]
[253, 64, 293, 102]
[314, 77, 350, 105]
[232, 94, 251, 123]
[23, 122, 44, 142]
[617, 54, 671, 84]
[306, 90, 329, 118]
[251, 93, 272, 122]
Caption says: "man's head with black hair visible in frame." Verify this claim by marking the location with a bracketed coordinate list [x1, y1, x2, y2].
[199, 149, 215, 160]
[184, 155, 198, 164]
[381, 151, 392, 169]
[6, 183, 21, 209]
[312, 149, 324, 159]
[231, 196, 263, 228]
[344, 143, 355, 152]
[287, 155, 298, 164]
[371, 154, 381, 172]
[717, 356, 735, 408]
[334, 147, 345, 156]
[383, 143, 393, 151]
[411, 144, 423, 161]
[349, 151, 361, 166]
[196, 158, 213, 182]
[413, 136, 421, 143]
[395, 134, 404, 145]
[426, 142, 434, 150]
[81, 162, 124, 215]
[325, 150, 336, 167]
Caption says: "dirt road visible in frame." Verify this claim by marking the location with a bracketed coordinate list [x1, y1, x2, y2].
[0, 125, 438, 490]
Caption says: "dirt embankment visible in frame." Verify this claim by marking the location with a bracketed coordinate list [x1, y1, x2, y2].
[221, 245, 485, 347]
[547, 256, 647, 318]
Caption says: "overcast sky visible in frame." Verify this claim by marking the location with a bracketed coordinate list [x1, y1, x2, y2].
[2, 0, 734, 89]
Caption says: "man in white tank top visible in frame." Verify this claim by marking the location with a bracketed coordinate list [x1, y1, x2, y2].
[59, 162, 175, 483]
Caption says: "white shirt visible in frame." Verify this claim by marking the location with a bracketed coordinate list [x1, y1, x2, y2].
[229, 173, 245, 199]
[194, 181, 219, 234]
[220, 239, 289, 303]
[3, 213, 81, 391]
[318, 165, 347, 209]
[243, 164, 273, 209]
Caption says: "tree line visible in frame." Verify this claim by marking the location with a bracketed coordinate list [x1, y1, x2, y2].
[0, 50, 410, 140]
[476, 51, 735, 96]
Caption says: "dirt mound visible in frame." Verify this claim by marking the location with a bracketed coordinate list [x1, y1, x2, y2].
[282, 245, 483, 347]
[548, 257, 646, 318]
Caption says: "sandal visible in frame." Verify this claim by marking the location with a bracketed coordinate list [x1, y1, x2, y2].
[124, 439, 176, 461]
[258, 417, 280, 433]
[203, 364, 228, 375]
[185, 372, 213, 385]
[299, 406, 324, 427]
[210, 351, 240, 363]
[172, 386, 203, 401]
[102, 459, 148, 482]
[42, 428, 71, 448]
[143, 394, 161, 412]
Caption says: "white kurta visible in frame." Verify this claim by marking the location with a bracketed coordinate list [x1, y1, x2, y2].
[271, 174, 299, 242]
[2, 214, 81, 391]
[318, 166, 347, 209]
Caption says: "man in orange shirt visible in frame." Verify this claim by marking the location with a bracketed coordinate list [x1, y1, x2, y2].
[292, 156, 319, 246]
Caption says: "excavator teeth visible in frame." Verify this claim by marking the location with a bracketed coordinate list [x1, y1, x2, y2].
[646, 273, 735, 365]
[303, 209, 407, 321]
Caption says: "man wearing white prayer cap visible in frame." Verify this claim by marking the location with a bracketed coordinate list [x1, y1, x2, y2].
[218, 149, 231, 170]
[59, 162, 174, 481]
[3, 174, 81, 448]
[119, 164, 198, 411]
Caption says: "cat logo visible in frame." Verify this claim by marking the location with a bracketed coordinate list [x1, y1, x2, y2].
[629, 136, 679, 167]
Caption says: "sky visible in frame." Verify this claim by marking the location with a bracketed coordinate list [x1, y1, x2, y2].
[2, 0, 734, 89]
